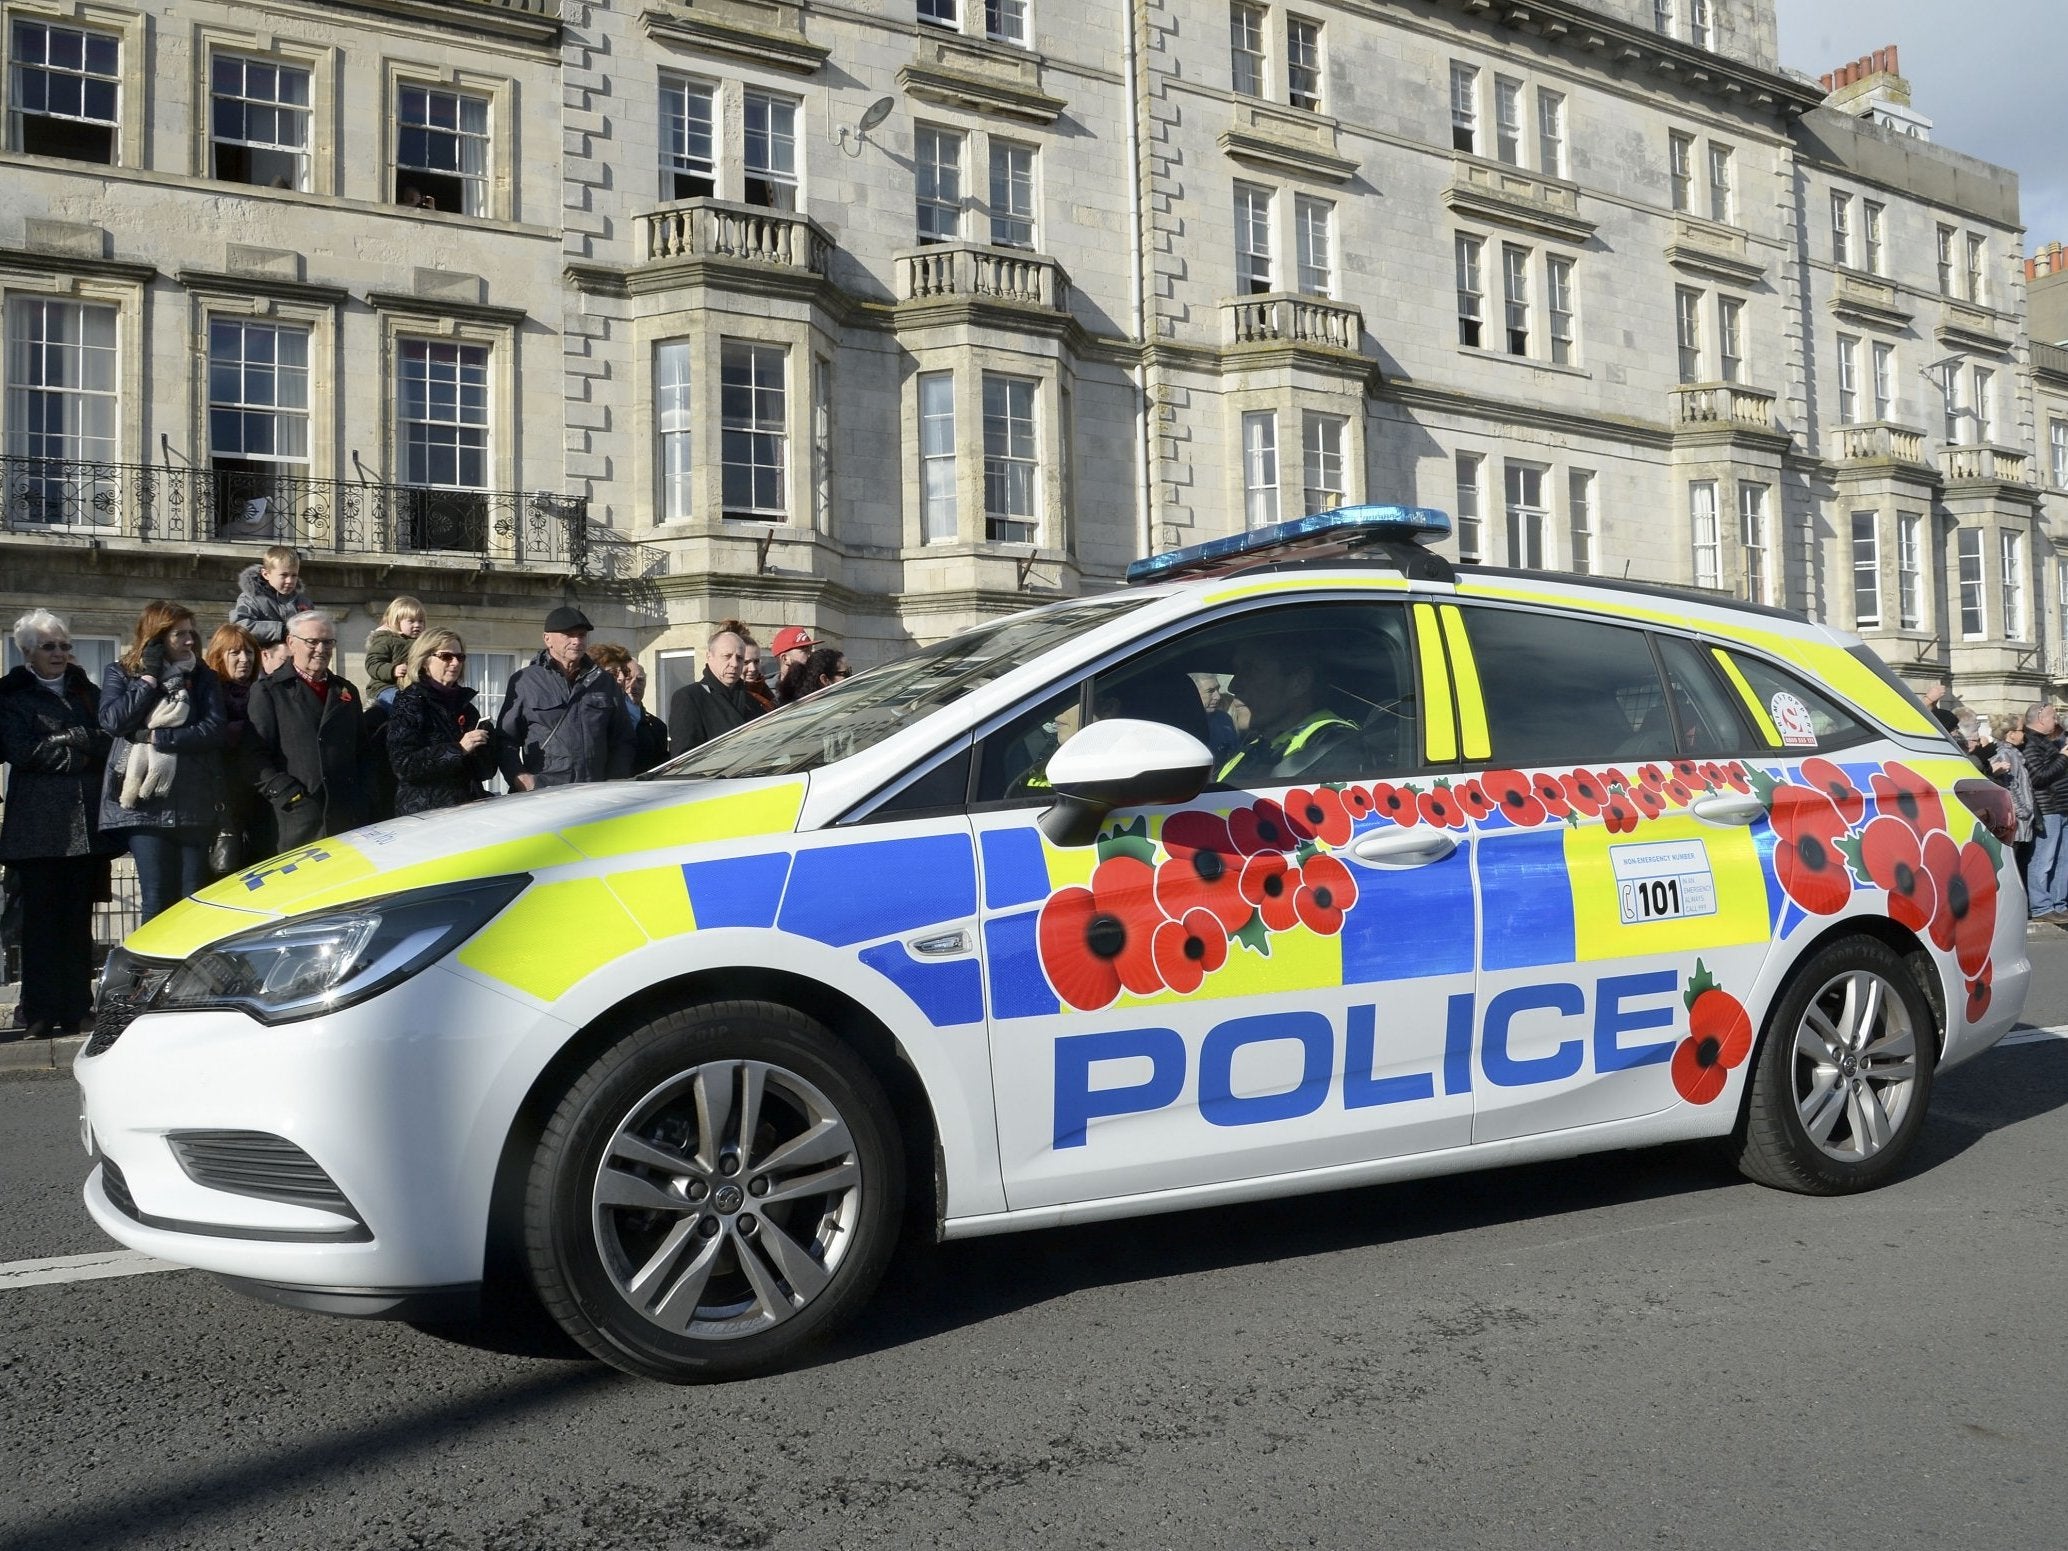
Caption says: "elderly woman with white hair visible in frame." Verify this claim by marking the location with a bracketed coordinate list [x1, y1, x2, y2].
[0, 609, 115, 1041]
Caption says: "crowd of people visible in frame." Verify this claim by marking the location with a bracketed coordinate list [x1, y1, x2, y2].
[0, 547, 846, 1042]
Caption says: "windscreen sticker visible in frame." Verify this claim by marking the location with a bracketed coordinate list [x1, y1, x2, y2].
[1609, 839, 1718, 926]
[1769, 691, 1819, 747]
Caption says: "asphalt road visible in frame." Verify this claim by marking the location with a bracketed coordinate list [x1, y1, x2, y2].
[8, 933, 2068, 1550]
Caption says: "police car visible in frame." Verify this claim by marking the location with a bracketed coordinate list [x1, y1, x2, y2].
[74, 507, 2027, 1382]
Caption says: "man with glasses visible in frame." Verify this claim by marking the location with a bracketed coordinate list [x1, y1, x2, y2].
[247, 610, 373, 848]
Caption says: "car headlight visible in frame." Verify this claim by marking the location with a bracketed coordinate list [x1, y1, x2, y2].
[110, 875, 531, 1026]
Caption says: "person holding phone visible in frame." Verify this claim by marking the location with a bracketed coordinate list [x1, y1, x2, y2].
[386, 629, 500, 814]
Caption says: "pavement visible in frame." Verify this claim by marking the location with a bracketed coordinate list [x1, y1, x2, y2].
[0, 1031, 86, 1074]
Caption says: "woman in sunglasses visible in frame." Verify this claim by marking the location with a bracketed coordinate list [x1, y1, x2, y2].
[385, 628, 501, 815]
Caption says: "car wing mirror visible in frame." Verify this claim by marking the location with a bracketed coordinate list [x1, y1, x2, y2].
[1037, 718, 1214, 846]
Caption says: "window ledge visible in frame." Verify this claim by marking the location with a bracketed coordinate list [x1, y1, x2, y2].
[1455, 344, 1591, 380]
[899, 32, 1064, 122]
[1829, 270, 1912, 331]
[1443, 153, 1595, 244]
[1665, 216, 1764, 287]
[641, 1, 829, 75]
[1218, 101, 1358, 184]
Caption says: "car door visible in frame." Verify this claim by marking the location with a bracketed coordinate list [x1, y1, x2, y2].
[973, 594, 1480, 1211]
[1444, 603, 1780, 1142]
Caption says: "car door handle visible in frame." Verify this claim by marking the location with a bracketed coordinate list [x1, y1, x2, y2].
[908, 929, 971, 957]
[1689, 791, 1767, 826]
[1349, 830, 1459, 867]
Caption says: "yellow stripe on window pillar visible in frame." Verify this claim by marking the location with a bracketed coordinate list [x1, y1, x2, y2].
[1439, 605, 1491, 761]
[1713, 648, 1782, 746]
[1414, 604, 1458, 764]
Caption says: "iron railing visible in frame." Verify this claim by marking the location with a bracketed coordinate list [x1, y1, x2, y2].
[0, 457, 589, 570]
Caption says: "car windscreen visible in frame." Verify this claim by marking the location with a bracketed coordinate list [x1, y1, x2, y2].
[651, 593, 1152, 780]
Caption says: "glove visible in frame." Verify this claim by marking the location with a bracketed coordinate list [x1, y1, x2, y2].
[139, 637, 168, 680]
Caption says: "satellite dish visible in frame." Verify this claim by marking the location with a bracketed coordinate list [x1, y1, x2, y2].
[857, 95, 896, 132]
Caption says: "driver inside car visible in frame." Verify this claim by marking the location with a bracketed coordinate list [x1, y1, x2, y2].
[1215, 639, 1357, 788]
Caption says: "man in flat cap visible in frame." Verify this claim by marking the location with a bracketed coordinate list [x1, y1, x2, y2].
[496, 604, 635, 790]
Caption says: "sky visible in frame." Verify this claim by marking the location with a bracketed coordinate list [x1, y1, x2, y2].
[1775, 0, 2067, 250]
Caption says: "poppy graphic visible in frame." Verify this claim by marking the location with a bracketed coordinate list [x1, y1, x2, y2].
[1672, 759, 1701, 785]
[1687, 985, 1754, 1071]
[1918, 831, 1961, 953]
[1770, 784, 1852, 915]
[1870, 763, 1947, 843]
[1560, 769, 1607, 817]
[1293, 852, 1359, 935]
[1669, 1031, 1733, 1104]
[1150, 908, 1229, 995]
[1628, 784, 1666, 821]
[1720, 761, 1752, 794]
[1155, 847, 1252, 934]
[1532, 772, 1574, 819]
[1036, 855, 1165, 1010]
[1696, 761, 1727, 791]
[1602, 791, 1640, 834]
[1230, 799, 1300, 855]
[1283, 786, 1354, 847]
[1482, 769, 1546, 827]
[1453, 778, 1495, 823]
[1239, 850, 1302, 930]
[1419, 785, 1467, 829]
[1965, 965, 1993, 1023]
[1342, 785, 1374, 820]
[1637, 763, 1669, 793]
[1942, 840, 2000, 978]
[1371, 783, 1422, 828]
[1662, 776, 1696, 807]
[1800, 757, 1866, 825]
[1857, 815, 1937, 933]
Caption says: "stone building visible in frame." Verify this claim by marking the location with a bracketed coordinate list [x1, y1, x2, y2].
[0, 0, 2057, 719]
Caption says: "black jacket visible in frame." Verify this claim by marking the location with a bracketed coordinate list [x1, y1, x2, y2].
[97, 661, 227, 831]
[631, 708, 670, 774]
[669, 670, 762, 758]
[496, 651, 636, 788]
[0, 665, 113, 862]
[387, 683, 500, 815]
[247, 665, 372, 848]
[2025, 733, 2068, 817]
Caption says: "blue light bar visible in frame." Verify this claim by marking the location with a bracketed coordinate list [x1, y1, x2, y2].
[1124, 504, 1454, 585]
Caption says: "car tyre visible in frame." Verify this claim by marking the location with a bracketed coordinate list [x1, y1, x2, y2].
[1733, 936, 1937, 1195]
[524, 999, 904, 1383]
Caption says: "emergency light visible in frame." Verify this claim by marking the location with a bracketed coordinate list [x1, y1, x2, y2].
[1124, 504, 1455, 585]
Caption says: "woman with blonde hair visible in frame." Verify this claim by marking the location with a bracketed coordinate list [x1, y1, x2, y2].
[385, 627, 499, 814]
[99, 601, 225, 920]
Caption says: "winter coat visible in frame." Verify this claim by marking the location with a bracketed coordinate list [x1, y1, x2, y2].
[1987, 739, 2037, 844]
[2024, 733, 2068, 818]
[0, 665, 114, 861]
[97, 661, 227, 832]
[363, 628, 413, 696]
[668, 670, 763, 758]
[228, 563, 314, 648]
[387, 683, 500, 814]
[495, 651, 635, 788]
[630, 708, 670, 775]
[214, 674, 274, 865]
[247, 664, 371, 848]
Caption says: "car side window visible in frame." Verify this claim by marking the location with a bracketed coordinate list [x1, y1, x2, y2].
[1716, 649, 1876, 753]
[1461, 605, 1668, 767]
[970, 599, 1421, 805]
[1653, 634, 1756, 757]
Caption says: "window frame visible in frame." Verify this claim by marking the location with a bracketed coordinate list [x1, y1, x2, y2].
[1668, 130, 1693, 213]
[1293, 194, 1332, 298]
[1500, 241, 1530, 357]
[1896, 510, 1924, 630]
[1493, 74, 1523, 167]
[720, 339, 790, 521]
[659, 73, 716, 201]
[1455, 232, 1484, 349]
[1836, 333, 1860, 424]
[918, 369, 957, 544]
[208, 50, 313, 191]
[1957, 526, 1985, 640]
[392, 80, 491, 217]
[742, 88, 799, 212]
[1450, 61, 1478, 155]
[1567, 468, 1595, 576]
[1300, 412, 1346, 515]
[1535, 87, 1564, 179]
[1830, 191, 1853, 268]
[8, 14, 121, 164]
[1241, 408, 1279, 528]
[982, 372, 1040, 545]
[987, 137, 1037, 250]
[1230, 2, 1267, 98]
[1234, 181, 1273, 295]
[1689, 479, 1719, 590]
[1851, 510, 1880, 629]
[915, 123, 964, 244]
[1504, 460, 1547, 570]
[656, 338, 693, 522]
[2003, 529, 2027, 641]
[1455, 450, 1484, 564]
[1285, 14, 1321, 112]
[1737, 481, 1770, 606]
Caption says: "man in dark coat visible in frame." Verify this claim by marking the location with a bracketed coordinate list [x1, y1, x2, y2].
[669, 628, 763, 757]
[247, 611, 372, 849]
[496, 606, 635, 790]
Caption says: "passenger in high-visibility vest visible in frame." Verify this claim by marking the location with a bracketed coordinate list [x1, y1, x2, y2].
[1215, 647, 1356, 787]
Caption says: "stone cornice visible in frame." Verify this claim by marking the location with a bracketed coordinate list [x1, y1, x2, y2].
[1383, 374, 1675, 450]
[1443, 156, 1596, 245]
[1664, 218, 1767, 288]
[641, 1, 829, 75]
[898, 33, 1065, 123]
[319, 0, 560, 50]
[1218, 103, 1360, 184]
[0, 245, 155, 285]
[1828, 272, 1913, 332]
[176, 269, 351, 308]
[366, 290, 529, 328]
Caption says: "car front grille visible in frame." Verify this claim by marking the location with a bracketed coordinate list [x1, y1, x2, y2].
[99, 1153, 137, 1218]
[84, 999, 143, 1057]
[166, 1131, 360, 1219]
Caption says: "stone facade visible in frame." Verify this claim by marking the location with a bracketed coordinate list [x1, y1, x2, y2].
[0, 0, 2057, 719]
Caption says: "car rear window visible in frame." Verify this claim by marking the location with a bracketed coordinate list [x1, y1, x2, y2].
[1460, 606, 1669, 767]
[1714, 648, 1876, 753]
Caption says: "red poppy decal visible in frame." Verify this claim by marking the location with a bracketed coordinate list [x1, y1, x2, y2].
[1453, 778, 1495, 823]
[1482, 769, 1545, 827]
[1965, 966, 1993, 1024]
[1371, 783, 1421, 828]
[1919, 831, 1961, 953]
[1662, 776, 1695, 807]
[1944, 840, 2000, 979]
[1283, 786, 1354, 847]
[1601, 792, 1640, 835]
[1419, 786, 1467, 830]
[1532, 772, 1574, 820]
[1239, 850, 1301, 931]
[1671, 964, 1753, 1105]
[1800, 757, 1865, 825]
[1342, 785, 1374, 820]
[1293, 852, 1359, 935]
[1150, 908, 1229, 995]
[1637, 763, 1669, 794]
[1720, 760, 1751, 794]
[1154, 851, 1251, 935]
[1870, 763, 1947, 842]
[1229, 799, 1300, 855]
[1856, 816, 1937, 933]
[1627, 784, 1666, 821]
[1770, 784, 1852, 915]
[1036, 856, 1164, 1010]
[1560, 770, 1607, 817]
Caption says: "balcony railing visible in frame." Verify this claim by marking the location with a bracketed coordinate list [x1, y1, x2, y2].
[1223, 292, 1363, 350]
[899, 242, 1069, 312]
[0, 457, 588, 569]
[1939, 445, 2033, 486]
[1671, 382, 1776, 431]
[637, 198, 829, 274]
[1834, 421, 1931, 466]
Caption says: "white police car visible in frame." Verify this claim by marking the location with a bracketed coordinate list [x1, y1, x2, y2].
[75, 507, 2027, 1381]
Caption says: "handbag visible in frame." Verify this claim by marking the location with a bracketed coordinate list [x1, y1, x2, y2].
[208, 809, 246, 876]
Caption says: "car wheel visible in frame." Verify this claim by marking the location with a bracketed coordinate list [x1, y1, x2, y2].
[524, 1000, 904, 1382]
[1733, 936, 1938, 1195]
